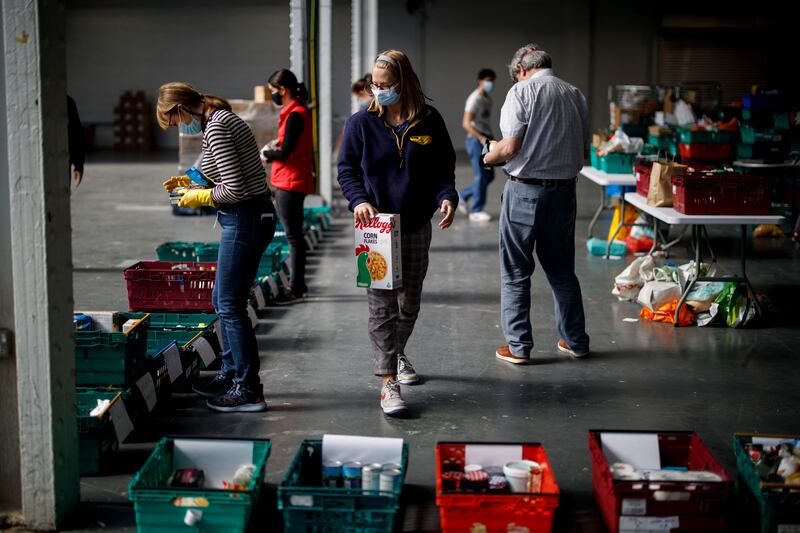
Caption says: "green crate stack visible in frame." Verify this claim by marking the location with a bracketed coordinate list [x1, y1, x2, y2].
[278, 439, 409, 533]
[733, 433, 800, 533]
[129, 437, 271, 533]
[145, 312, 219, 371]
[76, 387, 128, 475]
[678, 129, 735, 144]
[155, 242, 200, 262]
[75, 313, 151, 386]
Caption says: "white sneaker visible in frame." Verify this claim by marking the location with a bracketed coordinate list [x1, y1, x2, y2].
[380, 380, 408, 415]
[397, 354, 419, 385]
[457, 194, 468, 214]
[469, 211, 491, 222]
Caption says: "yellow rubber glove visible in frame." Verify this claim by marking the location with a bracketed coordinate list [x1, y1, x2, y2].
[163, 175, 190, 192]
[178, 188, 217, 209]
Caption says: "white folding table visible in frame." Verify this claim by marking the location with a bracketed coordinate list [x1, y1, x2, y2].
[580, 166, 640, 258]
[624, 192, 785, 326]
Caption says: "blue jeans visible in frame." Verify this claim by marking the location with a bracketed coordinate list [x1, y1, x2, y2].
[460, 135, 495, 213]
[212, 199, 276, 391]
[499, 180, 589, 357]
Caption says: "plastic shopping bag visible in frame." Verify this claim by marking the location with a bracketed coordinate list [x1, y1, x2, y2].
[612, 255, 655, 301]
[640, 299, 696, 327]
[637, 280, 681, 311]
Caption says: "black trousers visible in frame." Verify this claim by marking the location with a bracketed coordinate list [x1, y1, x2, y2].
[274, 188, 307, 296]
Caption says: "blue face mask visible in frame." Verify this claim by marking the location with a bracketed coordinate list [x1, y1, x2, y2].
[483, 80, 494, 93]
[178, 109, 203, 135]
[374, 86, 400, 107]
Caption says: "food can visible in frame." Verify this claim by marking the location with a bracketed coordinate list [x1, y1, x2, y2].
[382, 463, 401, 472]
[322, 460, 342, 488]
[362, 463, 382, 491]
[379, 468, 402, 493]
[342, 461, 362, 489]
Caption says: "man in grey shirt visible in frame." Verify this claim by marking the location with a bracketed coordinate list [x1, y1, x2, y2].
[482, 43, 590, 364]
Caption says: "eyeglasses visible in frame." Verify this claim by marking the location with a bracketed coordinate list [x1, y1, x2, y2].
[370, 82, 398, 92]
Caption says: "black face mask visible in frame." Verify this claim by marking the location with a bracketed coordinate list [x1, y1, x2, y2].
[271, 91, 283, 106]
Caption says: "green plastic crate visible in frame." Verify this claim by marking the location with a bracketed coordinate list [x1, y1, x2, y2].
[733, 433, 800, 533]
[599, 152, 636, 174]
[678, 129, 735, 144]
[76, 387, 126, 475]
[129, 437, 271, 533]
[740, 126, 784, 144]
[75, 313, 151, 386]
[278, 439, 408, 533]
[156, 242, 200, 262]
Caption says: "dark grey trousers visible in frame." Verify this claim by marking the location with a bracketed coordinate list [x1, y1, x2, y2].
[499, 180, 590, 357]
[367, 222, 432, 375]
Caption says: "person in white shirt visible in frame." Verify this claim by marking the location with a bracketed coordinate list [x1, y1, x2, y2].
[459, 68, 496, 222]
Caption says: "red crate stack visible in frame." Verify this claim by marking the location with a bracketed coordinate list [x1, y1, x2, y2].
[671, 172, 771, 215]
[114, 91, 152, 152]
[635, 161, 653, 197]
[589, 430, 733, 533]
[436, 442, 560, 533]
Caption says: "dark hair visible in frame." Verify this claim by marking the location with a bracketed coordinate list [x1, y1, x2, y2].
[351, 73, 373, 94]
[477, 68, 496, 80]
[268, 69, 309, 104]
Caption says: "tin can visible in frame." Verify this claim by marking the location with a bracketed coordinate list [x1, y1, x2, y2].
[342, 461, 362, 489]
[381, 463, 401, 472]
[362, 463, 382, 491]
[322, 460, 342, 488]
[379, 468, 402, 493]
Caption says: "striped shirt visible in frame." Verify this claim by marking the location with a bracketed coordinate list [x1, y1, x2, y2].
[201, 109, 270, 205]
[499, 69, 589, 180]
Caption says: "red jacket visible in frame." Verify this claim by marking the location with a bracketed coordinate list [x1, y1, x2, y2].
[271, 99, 315, 194]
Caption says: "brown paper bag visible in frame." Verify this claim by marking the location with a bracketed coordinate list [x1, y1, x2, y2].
[647, 161, 687, 207]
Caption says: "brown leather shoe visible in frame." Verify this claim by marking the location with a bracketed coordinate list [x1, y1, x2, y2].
[495, 345, 529, 365]
[557, 339, 589, 358]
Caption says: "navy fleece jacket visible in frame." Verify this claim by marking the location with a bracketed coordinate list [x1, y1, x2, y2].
[337, 105, 458, 232]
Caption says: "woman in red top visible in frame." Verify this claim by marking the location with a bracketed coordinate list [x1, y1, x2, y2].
[263, 69, 315, 304]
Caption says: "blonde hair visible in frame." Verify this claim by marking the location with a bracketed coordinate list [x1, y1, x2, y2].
[156, 82, 231, 130]
[368, 50, 428, 122]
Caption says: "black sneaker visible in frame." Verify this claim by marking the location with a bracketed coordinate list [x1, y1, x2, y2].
[271, 290, 306, 306]
[192, 372, 234, 398]
[207, 384, 268, 413]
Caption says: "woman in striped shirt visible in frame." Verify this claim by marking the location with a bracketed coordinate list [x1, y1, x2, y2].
[157, 82, 276, 413]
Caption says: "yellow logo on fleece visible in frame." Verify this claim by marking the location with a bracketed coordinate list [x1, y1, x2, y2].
[409, 135, 432, 145]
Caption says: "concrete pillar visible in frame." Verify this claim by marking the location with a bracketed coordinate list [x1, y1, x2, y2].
[318, 0, 332, 204]
[289, 0, 306, 82]
[350, 0, 362, 114]
[350, 0, 378, 114]
[0, 2, 21, 521]
[2, 0, 79, 528]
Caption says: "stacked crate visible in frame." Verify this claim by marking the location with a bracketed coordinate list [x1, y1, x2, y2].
[114, 91, 152, 152]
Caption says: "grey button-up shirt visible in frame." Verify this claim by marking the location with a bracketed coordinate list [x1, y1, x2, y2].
[499, 69, 589, 180]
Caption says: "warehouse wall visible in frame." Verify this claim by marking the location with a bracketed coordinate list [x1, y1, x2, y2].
[66, 0, 290, 150]
[377, 0, 662, 145]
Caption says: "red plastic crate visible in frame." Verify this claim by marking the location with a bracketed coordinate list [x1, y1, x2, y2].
[671, 173, 771, 215]
[589, 430, 733, 533]
[436, 442, 559, 533]
[124, 261, 216, 312]
[634, 162, 653, 197]
[678, 143, 733, 162]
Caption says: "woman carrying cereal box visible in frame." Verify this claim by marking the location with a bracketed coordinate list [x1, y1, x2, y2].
[338, 50, 458, 416]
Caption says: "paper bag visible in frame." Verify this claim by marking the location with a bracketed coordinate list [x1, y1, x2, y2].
[647, 161, 687, 207]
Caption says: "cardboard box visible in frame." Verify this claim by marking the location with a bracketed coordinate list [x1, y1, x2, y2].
[354, 214, 402, 290]
[254, 86, 267, 103]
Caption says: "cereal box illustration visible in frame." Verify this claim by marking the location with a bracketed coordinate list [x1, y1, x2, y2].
[354, 214, 402, 290]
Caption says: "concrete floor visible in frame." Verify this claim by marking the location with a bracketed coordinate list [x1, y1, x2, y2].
[70, 151, 800, 532]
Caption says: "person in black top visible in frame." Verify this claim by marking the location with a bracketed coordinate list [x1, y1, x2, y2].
[67, 96, 86, 188]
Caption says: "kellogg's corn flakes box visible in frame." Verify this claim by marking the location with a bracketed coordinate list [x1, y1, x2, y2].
[354, 214, 402, 290]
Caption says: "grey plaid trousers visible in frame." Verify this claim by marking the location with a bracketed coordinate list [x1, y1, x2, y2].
[367, 222, 432, 375]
